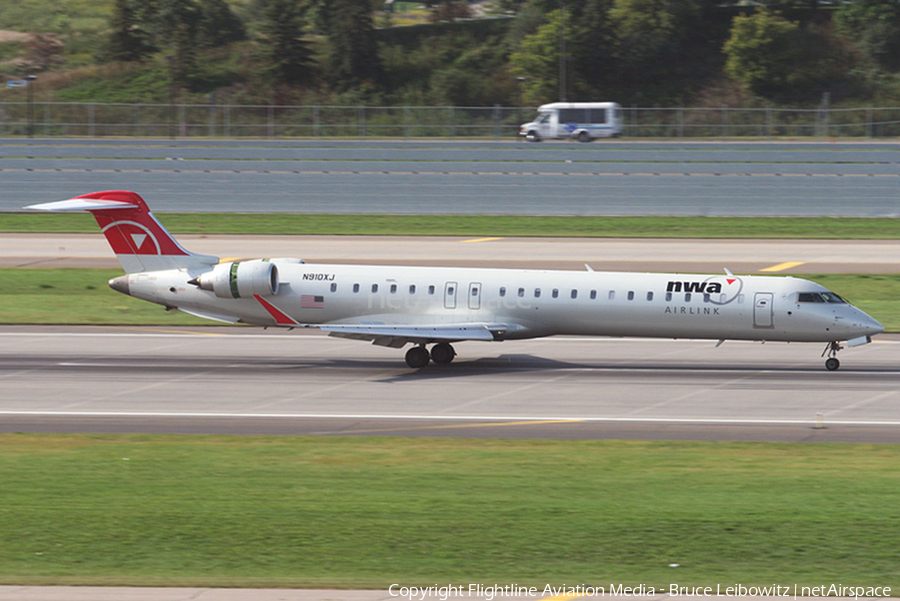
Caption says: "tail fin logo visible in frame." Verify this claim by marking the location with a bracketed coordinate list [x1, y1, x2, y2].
[101, 220, 162, 255]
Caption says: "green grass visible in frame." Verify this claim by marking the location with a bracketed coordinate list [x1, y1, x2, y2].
[2, 212, 900, 238]
[1, 268, 898, 331]
[0, 435, 898, 587]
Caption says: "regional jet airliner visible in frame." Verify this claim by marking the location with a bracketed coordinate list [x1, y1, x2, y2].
[27, 191, 883, 370]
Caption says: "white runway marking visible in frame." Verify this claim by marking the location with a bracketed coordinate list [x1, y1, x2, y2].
[1, 411, 899, 426]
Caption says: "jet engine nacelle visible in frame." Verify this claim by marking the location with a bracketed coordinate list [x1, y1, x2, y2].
[195, 260, 279, 299]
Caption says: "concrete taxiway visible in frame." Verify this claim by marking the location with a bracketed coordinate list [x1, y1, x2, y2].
[2, 326, 898, 443]
[3, 234, 898, 274]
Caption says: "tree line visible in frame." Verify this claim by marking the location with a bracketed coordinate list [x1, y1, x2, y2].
[101, 0, 900, 106]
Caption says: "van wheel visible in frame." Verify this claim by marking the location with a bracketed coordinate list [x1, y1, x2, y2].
[577, 131, 591, 143]
[526, 130, 541, 142]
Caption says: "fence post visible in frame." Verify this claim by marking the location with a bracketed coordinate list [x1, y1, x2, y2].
[88, 103, 95, 138]
[631, 105, 636, 138]
[359, 105, 365, 137]
[44, 102, 49, 137]
[678, 107, 683, 139]
[267, 104, 274, 140]
[209, 102, 215, 138]
[721, 106, 727, 138]
[449, 106, 455, 138]
[404, 106, 410, 138]
[179, 104, 186, 138]
[866, 108, 872, 138]
[134, 104, 140, 137]
[313, 106, 320, 137]
[766, 106, 772, 138]
[224, 105, 230, 138]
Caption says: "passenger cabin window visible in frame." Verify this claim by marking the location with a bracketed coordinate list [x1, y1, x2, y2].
[627, 291, 634, 301]
[665, 292, 672, 301]
[353, 283, 360, 293]
[552, 289, 559, 299]
[571, 289, 577, 299]
[390, 284, 397, 294]
[703, 293, 710, 303]
[518, 288, 525, 297]
[685, 293, 692, 302]
[590, 290, 597, 300]
[499, 287, 506, 297]
[371, 284, 378, 293]
[609, 291, 615, 300]
[331, 283, 337, 293]
[409, 285, 416, 294]
[534, 288, 541, 298]
[428, 285, 435, 295]
[647, 292, 654, 301]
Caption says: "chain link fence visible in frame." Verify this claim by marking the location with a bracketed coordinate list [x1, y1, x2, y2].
[1, 102, 898, 139]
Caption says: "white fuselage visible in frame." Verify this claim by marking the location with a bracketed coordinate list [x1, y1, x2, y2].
[126, 263, 883, 345]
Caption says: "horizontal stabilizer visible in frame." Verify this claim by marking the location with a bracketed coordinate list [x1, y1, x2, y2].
[25, 198, 138, 212]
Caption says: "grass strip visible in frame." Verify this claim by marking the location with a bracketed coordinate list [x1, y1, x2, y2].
[1, 269, 898, 331]
[0, 435, 898, 588]
[1, 212, 899, 239]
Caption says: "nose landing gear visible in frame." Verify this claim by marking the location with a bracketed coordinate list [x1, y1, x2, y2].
[822, 341, 843, 371]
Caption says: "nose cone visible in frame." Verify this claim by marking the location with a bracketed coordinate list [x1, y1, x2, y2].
[849, 307, 884, 338]
[109, 275, 130, 296]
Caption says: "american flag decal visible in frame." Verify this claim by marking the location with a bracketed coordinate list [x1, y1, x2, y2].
[301, 295, 325, 309]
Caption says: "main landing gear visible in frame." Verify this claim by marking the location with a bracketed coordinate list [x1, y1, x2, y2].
[822, 341, 842, 371]
[405, 343, 457, 368]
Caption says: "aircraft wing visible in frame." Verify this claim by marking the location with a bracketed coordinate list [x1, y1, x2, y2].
[316, 323, 509, 348]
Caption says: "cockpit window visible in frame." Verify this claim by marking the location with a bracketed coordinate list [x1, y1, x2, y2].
[798, 292, 847, 304]
[798, 293, 824, 303]
[821, 292, 847, 304]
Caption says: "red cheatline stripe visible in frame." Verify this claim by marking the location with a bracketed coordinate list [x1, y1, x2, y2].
[253, 294, 300, 326]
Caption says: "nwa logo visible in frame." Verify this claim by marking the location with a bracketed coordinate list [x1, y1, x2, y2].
[667, 275, 743, 305]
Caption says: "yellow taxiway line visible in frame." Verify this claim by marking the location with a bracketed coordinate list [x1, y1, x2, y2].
[759, 261, 806, 272]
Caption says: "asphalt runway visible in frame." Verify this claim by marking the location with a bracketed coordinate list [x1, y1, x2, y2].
[2, 326, 898, 442]
[1, 139, 898, 215]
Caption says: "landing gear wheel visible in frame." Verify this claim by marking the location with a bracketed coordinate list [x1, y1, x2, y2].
[405, 346, 430, 368]
[430, 342, 456, 365]
[822, 341, 843, 371]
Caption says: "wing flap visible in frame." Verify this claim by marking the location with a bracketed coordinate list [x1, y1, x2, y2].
[319, 323, 506, 346]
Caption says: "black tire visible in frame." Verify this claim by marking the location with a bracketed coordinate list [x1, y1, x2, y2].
[577, 131, 591, 143]
[825, 357, 840, 371]
[405, 346, 430, 368]
[525, 130, 541, 142]
[430, 342, 456, 364]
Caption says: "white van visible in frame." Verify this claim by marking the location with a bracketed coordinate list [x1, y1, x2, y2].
[520, 102, 623, 142]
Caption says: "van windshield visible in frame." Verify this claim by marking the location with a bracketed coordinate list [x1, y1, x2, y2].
[537, 113, 550, 124]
